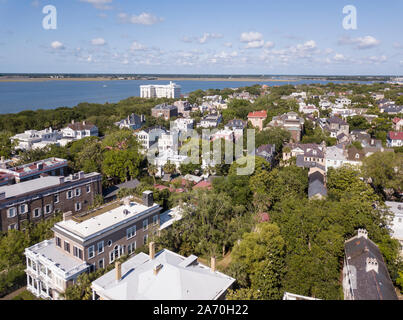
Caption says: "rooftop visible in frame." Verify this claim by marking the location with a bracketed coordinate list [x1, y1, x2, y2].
[91, 249, 235, 300]
[0, 172, 99, 199]
[53, 199, 161, 240]
[248, 110, 267, 118]
[1, 157, 68, 177]
[25, 239, 88, 279]
[344, 233, 398, 300]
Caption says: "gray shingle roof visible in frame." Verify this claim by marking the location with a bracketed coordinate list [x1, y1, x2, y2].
[344, 235, 398, 300]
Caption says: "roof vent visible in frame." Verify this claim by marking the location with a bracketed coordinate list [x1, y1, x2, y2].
[153, 263, 163, 275]
[123, 209, 130, 215]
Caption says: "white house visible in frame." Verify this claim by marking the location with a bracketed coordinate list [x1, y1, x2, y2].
[11, 128, 61, 151]
[135, 126, 166, 151]
[61, 121, 98, 140]
[386, 201, 403, 255]
[387, 132, 403, 147]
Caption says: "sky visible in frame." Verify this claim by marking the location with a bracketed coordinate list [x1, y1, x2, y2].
[0, 0, 402, 75]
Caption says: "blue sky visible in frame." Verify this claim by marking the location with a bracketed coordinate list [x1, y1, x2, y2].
[0, 0, 402, 75]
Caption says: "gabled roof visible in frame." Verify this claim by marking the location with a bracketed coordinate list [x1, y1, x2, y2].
[388, 131, 403, 140]
[67, 122, 97, 131]
[344, 234, 398, 300]
[248, 110, 267, 119]
[91, 249, 235, 300]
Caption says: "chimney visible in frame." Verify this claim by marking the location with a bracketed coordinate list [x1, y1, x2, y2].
[59, 177, 65, 184]
[0, 192, 5, 200]
[63, 211, 73, 222]
[357, 229, 368, 239]
[153, 263, 163, 276]
[211, 256, 216, 273]
[143, 191, 154, 207]
[78, 171, 85, 179]
[123, 197, 131, 206]
[83, 121, 86, 125]
[71, 119, 75, 124]
[149, 242, 155, 260]
[366, 257, 379, 273]
[1, 156, 4, 162]
[115, 261, 122, 281]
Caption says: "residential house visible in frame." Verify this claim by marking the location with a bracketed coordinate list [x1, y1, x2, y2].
[172, 118, 194, 133]
[387, 131, 403, 147]
[386, 202, 403, 255]
[267, 112, 305, 142]
[11, 128, 61, 151]
[173, 101, 192, 117]
[225, 119, 247, 141]
[392, 118, 403, 131]
[308, 170, 327, 200]
[25, 192, 162, 300]
[61, 121, 99, 140]
[256, 144, 276, 166]
[342, 229, 398, 300]
[283, 143, 325, 169]
[248, 110, 267, 131]
[140, 82, 181, 99]
[0, 157, 68, 184]
[91, 243, 235, 300]
[114, 114, 145, 130]
[325, 116, 350, 138]
[198, 113, 223, 128]
[135, 126, 167, 151]
[0, 171, 102, 232]
[151, 104, 178, 121]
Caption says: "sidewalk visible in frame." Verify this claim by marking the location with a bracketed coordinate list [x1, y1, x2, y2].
[0, 286, 27, 300]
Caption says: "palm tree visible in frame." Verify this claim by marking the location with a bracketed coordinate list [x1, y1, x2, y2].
[148, 164, 158, 185]
[163, 161, 176, 176]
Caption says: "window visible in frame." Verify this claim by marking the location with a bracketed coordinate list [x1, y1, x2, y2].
[86, 185, 91, 193]
[152, 215, 158, 225]
[128, 242, 136, 255]
[97, 241, 104, 254]
[33, 208, 41, 218]
[66, 190, 73, 199]
[88, 245, 95, 259]
[54, 194, 60, 204]
[7, 207, 16, 218]
[8, 223, 17, 230]
[143, 219, 148, 231]
[143, 234, 148, 245]
[127, 226, 136, 239]
[19, 204, 28, 215]
[75, 188, 81, 197]
[64, 241, 70, 253]
[56, 237, 62, 247]
[73, 246, 83, 260]
[107, 240, 112, 247]
[75, 202, 82, 212]
[109, 245, 122, 263]
[44, 204, 52, 215]
[98, 259, 104, 269]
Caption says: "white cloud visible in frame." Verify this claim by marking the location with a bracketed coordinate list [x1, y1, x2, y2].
[338, 35, 380, 49]
[80, 0, 112, 10]
[245, 40, 265, 49]
[51, 41, 65, 50]
[119, 12, 163, 25]
[130, 41, 146, 51]
[333, 53, 346, 61]
[240, 32, 263, 42]
[224, 42, 233, 48]
[91, 38, 106, 46]
[198, 33, 223, 44]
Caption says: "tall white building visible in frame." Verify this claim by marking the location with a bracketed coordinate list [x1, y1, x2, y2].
[140, 82, 181, 99]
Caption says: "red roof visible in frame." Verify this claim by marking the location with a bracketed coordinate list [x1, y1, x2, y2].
[389, 131, 403, 140]
[392, 117, 401, 124]
[248, 110, 267, 119]
[193, 181, 212, 190]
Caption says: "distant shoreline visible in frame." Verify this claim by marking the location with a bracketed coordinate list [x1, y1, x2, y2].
[0, 77, 294, 83]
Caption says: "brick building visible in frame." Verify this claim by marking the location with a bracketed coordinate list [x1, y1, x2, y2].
[24, 192, 162, 300]
[0, 172, 102, 232]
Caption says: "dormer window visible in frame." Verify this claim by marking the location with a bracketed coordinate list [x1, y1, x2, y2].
[355, 154, 360, 159]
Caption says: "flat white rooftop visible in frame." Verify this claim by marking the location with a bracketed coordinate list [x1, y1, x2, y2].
[25, 239, 88, 279]
[54, 201, 160, 240]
